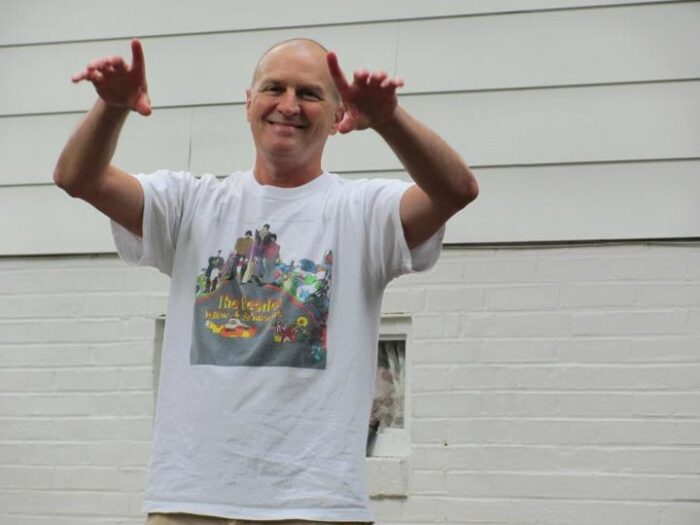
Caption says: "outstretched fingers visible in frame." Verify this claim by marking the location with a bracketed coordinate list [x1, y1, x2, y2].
[71, 56, 127, 83]
[368, 71, 387, 86]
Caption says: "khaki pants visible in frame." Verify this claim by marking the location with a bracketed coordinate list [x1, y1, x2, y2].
[146, 513, 370, 525]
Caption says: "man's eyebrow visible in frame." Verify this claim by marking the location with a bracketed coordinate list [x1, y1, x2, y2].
[259, 78, 326, 92]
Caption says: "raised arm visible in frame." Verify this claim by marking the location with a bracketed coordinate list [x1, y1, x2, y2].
[53, 39, 152, 237]
[326, 52, 478, 249]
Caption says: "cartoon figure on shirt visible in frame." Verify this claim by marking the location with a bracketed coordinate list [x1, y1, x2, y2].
[262, 233, 281, 282]
[205, 250, 225, 293]
[194, 268, 208, 296]
[242, 224, 273, 284]
[228, 230, 253, 282]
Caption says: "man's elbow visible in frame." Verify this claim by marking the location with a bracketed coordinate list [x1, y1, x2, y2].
[53, 167, 78, 197]
[53, 166, 93, 200]
[450, 169, 479, 211]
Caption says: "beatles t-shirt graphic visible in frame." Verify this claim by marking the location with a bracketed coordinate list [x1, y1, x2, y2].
[191, 223, 332, 369]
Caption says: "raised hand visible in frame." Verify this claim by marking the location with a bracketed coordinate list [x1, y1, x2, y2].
[71, 39, 151, 116]
[327, 51, 404, 134]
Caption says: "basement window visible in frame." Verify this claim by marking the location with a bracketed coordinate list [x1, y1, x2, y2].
[366, 315, 411, 458]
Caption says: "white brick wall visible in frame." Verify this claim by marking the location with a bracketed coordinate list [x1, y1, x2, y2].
[1, 243, 699, 524]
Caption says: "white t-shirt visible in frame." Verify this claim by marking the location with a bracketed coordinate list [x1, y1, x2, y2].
[112, 170, 443, 522]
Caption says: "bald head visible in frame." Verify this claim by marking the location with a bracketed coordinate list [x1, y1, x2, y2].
[251, 38, 340, 103]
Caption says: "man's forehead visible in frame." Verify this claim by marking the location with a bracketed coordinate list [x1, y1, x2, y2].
[252, 39, 329, 84]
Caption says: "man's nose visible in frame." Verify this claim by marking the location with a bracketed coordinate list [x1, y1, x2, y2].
[277, 89, 300, 115]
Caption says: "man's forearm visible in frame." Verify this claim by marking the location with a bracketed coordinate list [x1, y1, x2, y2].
[372, 106, 478, 211]
[53, 99, 130, 198]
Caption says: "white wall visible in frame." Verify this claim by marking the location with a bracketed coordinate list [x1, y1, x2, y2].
[2, 0, 699, 254]
[2, 2, 700, 524]
[1, 244, 699, 524]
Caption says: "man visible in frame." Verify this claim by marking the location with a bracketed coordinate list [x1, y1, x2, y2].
[54, 38, 478, 525]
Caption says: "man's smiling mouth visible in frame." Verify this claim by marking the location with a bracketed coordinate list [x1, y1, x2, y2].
[267, 120, 306, 129]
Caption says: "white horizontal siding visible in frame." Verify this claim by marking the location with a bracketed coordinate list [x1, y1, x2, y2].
[0, 109, 193, 186]
[1, 24, 399, 117]
[4, 3, 699, 116]
[396, 2, 700, 92]
[2, 0, 678, 46]
[2, 1, 698, 253]
[2, 81, 698, 187]
[3, 161, 698, 256]
[446, 160, 700, 244]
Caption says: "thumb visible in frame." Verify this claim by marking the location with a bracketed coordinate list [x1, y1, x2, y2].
[135, 92, 152, 116]
[338, 112, 356, 134]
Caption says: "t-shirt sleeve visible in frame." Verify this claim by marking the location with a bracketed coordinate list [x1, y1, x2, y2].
[364, 179, 444, 285]
[111, 170, 197, 276]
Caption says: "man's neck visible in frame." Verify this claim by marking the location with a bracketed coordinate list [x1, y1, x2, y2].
[253, 155, 324, 188]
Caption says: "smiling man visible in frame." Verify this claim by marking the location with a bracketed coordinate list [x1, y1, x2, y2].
[54, 38, 478, 525]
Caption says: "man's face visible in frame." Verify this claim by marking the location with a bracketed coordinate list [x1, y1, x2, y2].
[246, 42, 342, 168]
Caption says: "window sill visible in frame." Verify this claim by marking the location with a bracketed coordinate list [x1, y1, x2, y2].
[367, 456, 408, 498]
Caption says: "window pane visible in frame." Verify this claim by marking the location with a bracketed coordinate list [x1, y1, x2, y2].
[367, 339, 405, 455]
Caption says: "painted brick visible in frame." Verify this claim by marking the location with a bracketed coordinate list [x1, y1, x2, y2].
[0, 394, 91, 417]
[559, 283, 637, 307]
[51, 466, 121, 490]
[474, 419, 687, 447]
[424, 286, 484, 312]
[448, 363, 700, 391]
[438, 498, 659, 525]
[2, 243, 699, 525]
[464, 258, 538, 283]
[88, 392, 154, 416]
[611, 256, 688, 280]
[81, 293, 155, 317]
[0, 294, 85, 318]
[572, 310, 688, 336]
[461, 312, 571, 337]
[410, 470, 446, 494]
[0, 466, 53, 489]
[89, 343, 154, 366]
[636, 283, 700, 306]
[51, 417, 153, 441]
[536, 257, 612, 282]
[0, 417, 59, 440]
[381, 288, 425, 314]
[0, 489, 100, 514]
[413, 443, 700, 475]
[0, 369, 57, 392]
[0, 345, 90, 367]
[96, 492, 132, 516]
[118, 467, 147, 491]
[413, 391, 698, 418]
[410, 340, 482, 365]
[410, 419, 449, 445]
[412, 314, 448, 339]
[446, 472, 700, 501]
[411, 366, 451, 392]
[485, 285, 559, 310]
[0, 319, 127, 344]
[480, 339, 559, 363]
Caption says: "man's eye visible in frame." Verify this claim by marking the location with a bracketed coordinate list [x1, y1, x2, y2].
[264, 86, 282, 93]
[300, 91, 321, 100]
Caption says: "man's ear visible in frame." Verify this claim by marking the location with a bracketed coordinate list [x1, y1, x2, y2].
[245, 88, 252, 122]
[330, 104, 345, 135]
